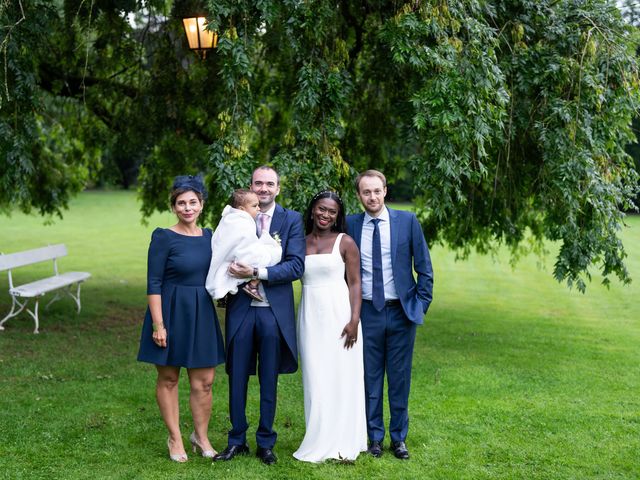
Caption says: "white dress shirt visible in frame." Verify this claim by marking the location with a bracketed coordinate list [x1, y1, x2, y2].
[360, 207, 398, 301]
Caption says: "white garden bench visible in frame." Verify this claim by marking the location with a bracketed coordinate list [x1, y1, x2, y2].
[0, 244, 91, 333]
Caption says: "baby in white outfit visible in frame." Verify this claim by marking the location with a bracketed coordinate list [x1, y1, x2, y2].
[205, 189, 281, 301]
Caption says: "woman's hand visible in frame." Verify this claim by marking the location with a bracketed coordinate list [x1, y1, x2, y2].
[148, 295, 166, 348]
[340, 320, 359, 350]
[152, 324, 167, 348]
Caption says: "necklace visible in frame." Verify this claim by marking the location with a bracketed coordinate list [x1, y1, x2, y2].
[172, 225, 201, 236]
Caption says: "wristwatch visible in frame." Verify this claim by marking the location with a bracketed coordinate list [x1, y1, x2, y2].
[252, 268, 258, 279]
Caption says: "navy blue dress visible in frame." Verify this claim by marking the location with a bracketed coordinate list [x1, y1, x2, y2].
[137, 228, 225, 368]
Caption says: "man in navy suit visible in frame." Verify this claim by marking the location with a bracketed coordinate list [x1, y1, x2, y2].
[213, 166, 305, 465]
[346, 169, 433, 460]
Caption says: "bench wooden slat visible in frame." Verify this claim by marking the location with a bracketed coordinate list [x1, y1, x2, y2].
[0, 244, 68, 271]
[9, 272, 91, 298]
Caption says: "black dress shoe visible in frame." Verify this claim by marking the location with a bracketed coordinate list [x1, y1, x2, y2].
[212, 443, 250, 461]
[391, 441, 410, 459]
[256, 447, 277, 465]
[367, 440, 383, 458]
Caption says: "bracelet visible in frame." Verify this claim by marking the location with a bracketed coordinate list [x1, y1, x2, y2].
[152, 323, 164, 332]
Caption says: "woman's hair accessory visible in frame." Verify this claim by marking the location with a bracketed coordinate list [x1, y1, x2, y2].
[311, 190, 341, 204]
[172, 175, 208, 200]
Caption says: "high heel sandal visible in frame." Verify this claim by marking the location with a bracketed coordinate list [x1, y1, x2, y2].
[167, 437, 188, 463]
[190, 432, 216, 458]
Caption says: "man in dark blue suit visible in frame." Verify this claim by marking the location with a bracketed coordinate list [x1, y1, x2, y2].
[213, 166, 305, 465]
[346, 169, 433, 460]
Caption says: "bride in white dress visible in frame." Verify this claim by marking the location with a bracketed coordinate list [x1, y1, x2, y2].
[293, 191, 367, 463]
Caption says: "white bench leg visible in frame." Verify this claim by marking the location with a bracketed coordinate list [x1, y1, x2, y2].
[64, 283, 83, 314]
[76, 283, 82, 313]
[45, 292, 62, 309]
[25, 298, 40, 334]
[0, 296, 29, 331]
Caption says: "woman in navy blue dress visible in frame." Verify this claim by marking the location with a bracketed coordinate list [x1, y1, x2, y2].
[138, 175, 225, 462]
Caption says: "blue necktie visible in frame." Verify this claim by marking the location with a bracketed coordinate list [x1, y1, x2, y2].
[371, 218, 385, 311]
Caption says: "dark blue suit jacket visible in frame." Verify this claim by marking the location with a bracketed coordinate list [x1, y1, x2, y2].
[347, 208, 433, 324]
[224, 203, 305, 374]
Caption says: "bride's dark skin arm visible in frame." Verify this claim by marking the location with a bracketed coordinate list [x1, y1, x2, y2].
[341, 234, 362, 349]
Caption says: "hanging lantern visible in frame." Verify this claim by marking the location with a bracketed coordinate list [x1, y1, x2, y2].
[182, 16, 218, 58]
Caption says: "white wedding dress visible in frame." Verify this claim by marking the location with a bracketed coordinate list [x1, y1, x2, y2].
[293, 233, 367, 462]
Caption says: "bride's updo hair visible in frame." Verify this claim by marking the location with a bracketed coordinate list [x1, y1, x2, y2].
[304, 190, 346, 235]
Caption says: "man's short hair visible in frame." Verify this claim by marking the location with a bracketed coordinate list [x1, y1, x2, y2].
[252, 165, 280, 185]
[355, 169, 387, 192]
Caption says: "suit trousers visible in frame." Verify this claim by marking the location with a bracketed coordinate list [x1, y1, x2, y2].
[361, 300, 417, 443]
[227, 306, 283, 448]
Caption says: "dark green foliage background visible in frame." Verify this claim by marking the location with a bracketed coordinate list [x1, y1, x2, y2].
[1, 1, 639, 290]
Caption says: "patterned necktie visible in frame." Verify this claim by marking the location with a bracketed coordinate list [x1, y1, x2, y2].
[371, 218, 385, 311]
[258, 213, 268, 236]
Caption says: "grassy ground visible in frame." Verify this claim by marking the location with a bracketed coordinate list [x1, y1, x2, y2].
[0, 190, 638, 479]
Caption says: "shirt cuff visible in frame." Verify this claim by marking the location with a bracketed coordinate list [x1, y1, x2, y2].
[258, 267, 268, 280]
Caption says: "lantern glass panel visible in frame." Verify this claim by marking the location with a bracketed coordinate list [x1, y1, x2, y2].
[182, 18, 200, 50]
[198, 17, 217, 49]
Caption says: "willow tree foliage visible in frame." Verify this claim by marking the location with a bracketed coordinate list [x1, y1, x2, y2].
[202, 0, 639, 291]
[1, 1, 639, 291]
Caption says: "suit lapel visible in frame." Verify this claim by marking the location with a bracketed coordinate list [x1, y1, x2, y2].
[270, 204, 285, 235]
[388, 207, 399, 264]
[352, 213, 365, 248]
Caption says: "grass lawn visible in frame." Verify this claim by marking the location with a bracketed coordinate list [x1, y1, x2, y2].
[0, 190, 638, 479]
